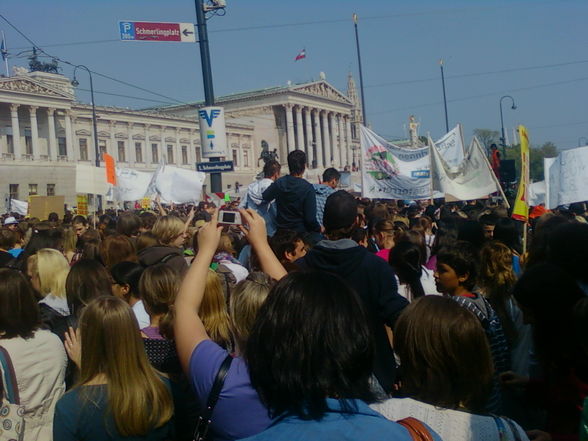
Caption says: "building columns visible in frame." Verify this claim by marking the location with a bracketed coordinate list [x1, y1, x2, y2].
[27, 106, 39, 159]
[284, 104, 295, 156]
[295, 105, 304, 151]
[47, 108, 57, 161]
[10, 104, 21, 159]
[345, 116, 352, 168]
[337, 114, 344, 168]
[312, 109, 323, 169]
[321, 111, 331, 168]
[327, 112, 335, 166]
[304, 107, 314, 168]
[65, 110, 75, 161]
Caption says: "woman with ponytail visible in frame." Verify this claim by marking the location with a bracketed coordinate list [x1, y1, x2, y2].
[389, 241, 437, 302]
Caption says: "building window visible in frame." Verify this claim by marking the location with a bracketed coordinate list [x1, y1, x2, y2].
[167, 144, 174, 164]
[79, 138, 88, 161]
[232, 149, 238, 167]
[181, 145, 188, 165]
[25, 133, 32, 155]
[6, 135, 13, 154]
[47, 184, 55, 196]
[135, 142, 143, 163]
[117, 141, 126, 162]
[151, 143, 158, 163]
[195, 147, 201, 163]
[243, 150, 249, 168]
[58, 137, 67, 156]
[98, 140, 107, 161]
[28, 184, 38, 196]
[9, 184, 18, 200]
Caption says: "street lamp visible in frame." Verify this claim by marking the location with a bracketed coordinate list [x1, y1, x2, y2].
[352, 13, 367, 126]
[578, 136, 588, 147]
[499, 95, 517, 156]
[71, 65, 100, 168]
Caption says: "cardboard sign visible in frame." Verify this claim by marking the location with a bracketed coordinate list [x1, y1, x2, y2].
[29, 195, 65, 220]
[76, 194, 89, 216]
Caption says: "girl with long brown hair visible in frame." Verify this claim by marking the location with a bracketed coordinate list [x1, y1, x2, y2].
[53, 296, 173, 440]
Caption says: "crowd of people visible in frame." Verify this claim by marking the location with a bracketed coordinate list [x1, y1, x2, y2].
[0, 149, 587, 441]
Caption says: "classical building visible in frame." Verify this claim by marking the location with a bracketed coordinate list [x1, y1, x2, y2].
[0, 67, 363, 207]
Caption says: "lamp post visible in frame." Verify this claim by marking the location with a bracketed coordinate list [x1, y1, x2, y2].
[499, 95, 517, 156]
[71, 65, 99, 168]
[578, 136, 588, 147]
[440, 59, 449, 133]
[352, 13, 367, 126]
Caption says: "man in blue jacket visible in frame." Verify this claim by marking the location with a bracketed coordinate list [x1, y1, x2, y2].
[313, 167, 340, 227]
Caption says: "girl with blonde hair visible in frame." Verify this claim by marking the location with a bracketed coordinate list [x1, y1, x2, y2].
[54, 296, 174, 440]
[201, 269, 232, 348]
[138, 215, 188, 274]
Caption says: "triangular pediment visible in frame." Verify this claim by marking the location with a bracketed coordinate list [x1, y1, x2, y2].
[0, 76, 74, 100]
[291, 81, 351, 105]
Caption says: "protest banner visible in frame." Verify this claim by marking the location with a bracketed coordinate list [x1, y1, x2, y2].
[430, 136, 501, 202]
[512, 125, 530, 222]
[29, 195, 65, 220]
[113, 168, 153, 202]
[544, 146, 588, 209]
[140, 197, 151, 209]
[76, 194, 89, 216]
[360, 125, 433, 199]
[156, 165, 205, 204]
[529, 181, 546, 207]
[435, 124, 465, 169]
[75, 164, 108, 195]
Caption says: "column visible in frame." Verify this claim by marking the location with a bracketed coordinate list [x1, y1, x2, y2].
[327, 112, 335, 166]
[64, 110, 75, 161]
[47, 108, 57, 161]
[175, 128, 182, 167]
[313, 109, 323, 169]
[127, 123, 135, 167]
[109, 121, 116, 159]
[285, 104, 295, 154]
[337, 114, 344, 168]
[10, 104, 21, 159]
[321, 111, 331, 168]
[144, 124, 150, 166]
[28, 107, 39, 159]
[295, 106, 303, 150]
[345, 116, 353, 168]
[304, 107, 314, 167]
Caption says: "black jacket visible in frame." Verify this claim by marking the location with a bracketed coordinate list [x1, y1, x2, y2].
[297, 240, 408, 392]
[262, 175, 320, 233]
[138, 246, 188, 275]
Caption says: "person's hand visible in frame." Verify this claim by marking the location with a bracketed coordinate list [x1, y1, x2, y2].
[500, 371, 529, 388]
[197, 209, 222, 254]
[64, 326, 81, 368]
[187, 206, 196, 223]
[526, 430, 552, 441]
[239, 209, 267, 248]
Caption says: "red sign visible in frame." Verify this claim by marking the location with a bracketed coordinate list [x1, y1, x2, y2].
[134, 22, 182, 41]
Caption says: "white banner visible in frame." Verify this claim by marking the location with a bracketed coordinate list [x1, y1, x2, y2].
[529, 181, 546, 206]
[544, 146, 588, 209]
[435, 124, 465, 169]
[155, 166, 205, 204]
[199, 106, 227, 158]
[114, 168, 153, 202]
[360, 125, 433, 199]
[75, 164, 108, 195]
[430, 136, 500, 201]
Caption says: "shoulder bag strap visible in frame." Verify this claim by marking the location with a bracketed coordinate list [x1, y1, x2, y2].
[397, 417, 434, 441]
[206, 354, 233, 413]
[0, 346, 20, 404]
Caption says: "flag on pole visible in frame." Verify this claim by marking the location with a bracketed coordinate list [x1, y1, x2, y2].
[294, 49, 306, 61]
[512, 125, 530, 222]
[0, 38, 7, 61]
[104, 153, 117, 185]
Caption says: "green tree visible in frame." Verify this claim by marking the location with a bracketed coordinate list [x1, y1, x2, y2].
[473, 129, 500, 150]
[504, 141, 558, 182]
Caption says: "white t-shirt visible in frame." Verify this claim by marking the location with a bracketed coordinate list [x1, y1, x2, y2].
[371, 397, 529, 441]
[397, 267, 440, 301]
[132, 300, 150, 329]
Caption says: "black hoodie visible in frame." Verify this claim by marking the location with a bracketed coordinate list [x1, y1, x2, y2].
[262, 175, 320, 233]
[297, 239, 408, 392]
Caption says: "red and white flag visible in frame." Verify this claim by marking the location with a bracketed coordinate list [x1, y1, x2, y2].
[294, 49, 306, 61]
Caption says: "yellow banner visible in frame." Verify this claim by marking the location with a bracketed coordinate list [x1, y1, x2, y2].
[512, 125, 530, 222]
[76, 194, 88, 216]
[140, 197, 151, 210]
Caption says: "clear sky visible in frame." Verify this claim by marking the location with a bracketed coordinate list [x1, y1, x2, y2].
[2, 0, 587, 148]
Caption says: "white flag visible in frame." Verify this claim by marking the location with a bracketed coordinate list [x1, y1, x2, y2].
[430, 136, 500, 201]
[155, 166, 206, 204]
[435, 124, 465, 169]
[114, 168, 153, 202]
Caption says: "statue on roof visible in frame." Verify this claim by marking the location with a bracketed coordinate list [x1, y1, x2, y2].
[28, 48, 60, 74]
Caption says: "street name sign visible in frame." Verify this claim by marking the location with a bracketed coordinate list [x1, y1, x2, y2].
[196, 161, 234, 173]
[119, 21, 196, 42]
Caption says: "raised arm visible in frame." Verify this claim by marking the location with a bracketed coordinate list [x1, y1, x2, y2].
[239, 208, 287, 281]
[174, 213, 222, 372]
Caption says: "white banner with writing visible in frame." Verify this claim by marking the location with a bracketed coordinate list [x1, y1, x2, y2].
[544, 146, 588, 209]
[156, 166, 205, 204]
[435, 124, 465, 169]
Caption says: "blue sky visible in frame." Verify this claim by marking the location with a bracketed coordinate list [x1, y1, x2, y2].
[3, 0, 587, 148]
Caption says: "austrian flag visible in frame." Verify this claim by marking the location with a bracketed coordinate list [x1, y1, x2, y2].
[294, 49, 306, 61]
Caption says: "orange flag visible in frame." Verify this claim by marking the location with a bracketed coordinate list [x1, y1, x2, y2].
[104, 153, 116, 185]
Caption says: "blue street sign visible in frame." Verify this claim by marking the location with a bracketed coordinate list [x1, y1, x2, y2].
[196, 160, 234, 173]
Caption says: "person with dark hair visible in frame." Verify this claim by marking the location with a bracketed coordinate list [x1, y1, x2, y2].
[99, 234, 138, 269]
[435, 242, 510, 413]
[0, 268, 67, 440]
[65, 259, 113, 320]
[239, 159, 281, 236]
[457, 219, 486, 254]
[494, 217, 523, 275]
[72, 215, 88, 238]
[502, 264, 588, 441]
[48, 212, 59, 223]
[262, 150, 320, 235]
[373, 296, 528, 441]
[268, 229, 307, 267]
[0, 227, 17, 267]
[296, 190, 408, 394]
[98, 213, 116, 237]
[313, 167, 340, 227]
[479, 213, 498, 240]
[116, 212, 142, 238]
[547, 222, 588, 291]
[243, 270, 420, 441]
[351, 226, 369, 247]
[388, 241, 437, 301]
[525, 214, 570, 269]
[111, 261, 148, 329]
[139, 211, 158, 233]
